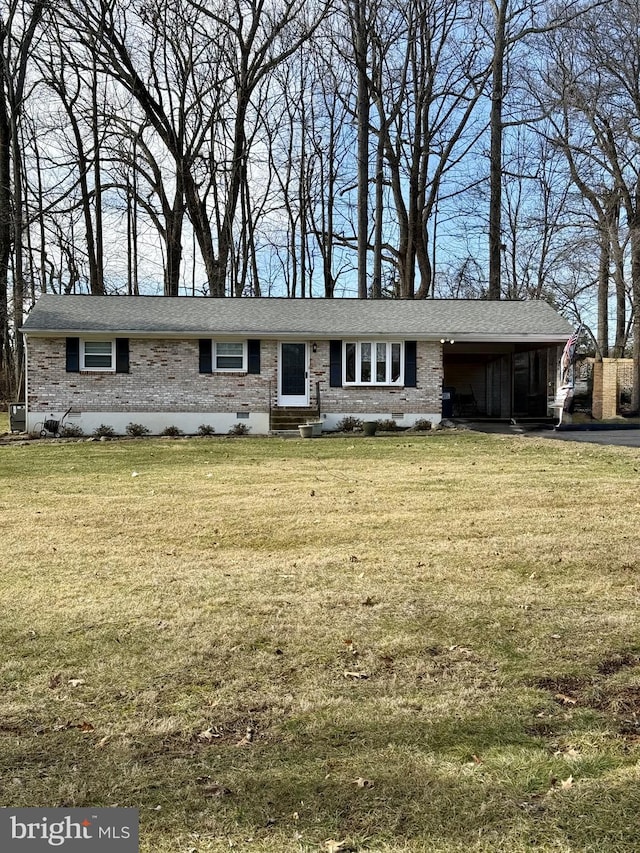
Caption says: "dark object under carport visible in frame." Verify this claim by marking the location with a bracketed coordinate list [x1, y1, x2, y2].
[442, 387, 455, 419]
[9, 403, 26, 432]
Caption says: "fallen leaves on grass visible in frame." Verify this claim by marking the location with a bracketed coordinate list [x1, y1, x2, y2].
[555, 693, 578, 705]
[53, 721, 94, 732]
[197, 727, 223, 743]
[547, 775, 575, 795]
[343, 671, 369, 680]
[352, 776, 374, 788]
[235, 725, 255, 747]
[324, 840, 355, 853]
[553, 746, 580, 759]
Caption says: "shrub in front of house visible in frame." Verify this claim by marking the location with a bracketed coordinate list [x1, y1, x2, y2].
[60, 424, 84, 438]
[377, 419, 398, 432]
[228, 423, 250, 436]
[411, 419, 432, 431]
[126, 422, 151, 437]
[160, 425, 184, 437]
[93, 424, 116, 438]
[336, 416, 363, 432]
[197, 424, 216, 436]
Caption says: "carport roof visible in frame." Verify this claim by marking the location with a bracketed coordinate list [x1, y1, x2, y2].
[22, 294, 574, 342]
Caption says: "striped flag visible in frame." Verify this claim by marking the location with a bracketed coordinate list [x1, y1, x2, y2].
[560, 326, 581, 386]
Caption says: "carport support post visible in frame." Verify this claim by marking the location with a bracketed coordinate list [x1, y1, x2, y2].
[592, 359, 618, 420]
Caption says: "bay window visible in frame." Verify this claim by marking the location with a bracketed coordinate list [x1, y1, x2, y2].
[344, 341, 404, 385]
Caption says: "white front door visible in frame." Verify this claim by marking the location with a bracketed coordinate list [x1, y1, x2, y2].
[278, 342, 309, 406]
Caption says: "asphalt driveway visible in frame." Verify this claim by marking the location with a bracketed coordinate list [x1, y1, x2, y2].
[463, 421, 640, 448]
[538, 428, 640, 447]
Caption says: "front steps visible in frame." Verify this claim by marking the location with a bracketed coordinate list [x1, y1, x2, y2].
[270, 406, 320, 431]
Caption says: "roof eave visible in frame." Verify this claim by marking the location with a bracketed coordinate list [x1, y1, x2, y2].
[21, 328, 570, 343]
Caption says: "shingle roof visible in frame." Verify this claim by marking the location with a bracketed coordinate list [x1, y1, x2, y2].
[21, 294, 573, 342]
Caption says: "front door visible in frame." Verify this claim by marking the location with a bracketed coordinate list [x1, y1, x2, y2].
[278, 342, 308, 406]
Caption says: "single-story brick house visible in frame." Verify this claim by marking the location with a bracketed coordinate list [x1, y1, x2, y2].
[20, 294, 573, 435]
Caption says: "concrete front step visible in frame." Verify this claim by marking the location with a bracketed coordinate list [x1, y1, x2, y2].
[270, 407, 320, 431]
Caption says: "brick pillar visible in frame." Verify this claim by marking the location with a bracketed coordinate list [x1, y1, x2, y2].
[592, 359, 618, 420]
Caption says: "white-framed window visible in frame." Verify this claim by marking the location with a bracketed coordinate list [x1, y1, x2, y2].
[344, 341, 404, 385]
[81, 339, 115, 371]
[214, 341, 247, 371]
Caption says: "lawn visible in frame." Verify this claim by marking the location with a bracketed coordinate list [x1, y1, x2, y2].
[1, 431, 639, 852]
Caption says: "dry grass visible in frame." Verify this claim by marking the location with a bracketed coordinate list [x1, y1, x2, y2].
[1, 431, 640, 852]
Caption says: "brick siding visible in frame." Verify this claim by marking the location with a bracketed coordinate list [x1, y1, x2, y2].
[27, 337, 443, 420]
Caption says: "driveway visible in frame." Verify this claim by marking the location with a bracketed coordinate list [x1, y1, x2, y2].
[537, 428, 640, 447]
[462, 420, 640, 448]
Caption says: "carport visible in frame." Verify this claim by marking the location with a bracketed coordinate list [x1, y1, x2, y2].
[442, 341, 561, 420]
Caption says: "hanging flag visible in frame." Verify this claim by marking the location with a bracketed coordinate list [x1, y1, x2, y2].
[560, 326, 581, 386]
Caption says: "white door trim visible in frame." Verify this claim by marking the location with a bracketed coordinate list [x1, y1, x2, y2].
[278, 341, 309, 406]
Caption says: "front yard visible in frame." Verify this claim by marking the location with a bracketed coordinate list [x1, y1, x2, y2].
[1, 432, 639, 852]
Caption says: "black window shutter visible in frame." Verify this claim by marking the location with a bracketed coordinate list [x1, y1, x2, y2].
[199, 339, 212, 374]
[115, 338, 130, 373]
[405, 341, 417, 387]
[66, 337, 80, 373]
[329, 340, 342, 387]
[247, 339, 261, 374]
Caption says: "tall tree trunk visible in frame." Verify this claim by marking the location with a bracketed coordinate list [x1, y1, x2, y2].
[33, 130, 48, 294]
[0, 1, 44, 394]
[372, 128, 384, 299]
[164, 177, 184, 296]
[68, 110, 101, 293]
[355, 0, 369, 299]
[414, 215, 432, 298]
[631, 184, 640, 413]
[596, 229, 610, 359]
[488, 0, 506, 300]
[11, 105, 25, 390]
[0, 44, 12, 390]
[91, 57, 104, 294]
[184, 169, 223, 296]
[608, 198, 626, 357]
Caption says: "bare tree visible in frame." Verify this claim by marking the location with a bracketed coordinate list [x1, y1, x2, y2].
[57, 0, 331, 297]
[484, 0, 609, 300]
[500, 132, 576, 303]
[540, 0, 640, 402]
[36, 33, 106, 295]
[346, 0, 372, 298]
[0, 0, 44, 395]
[371, 0, 489, 298]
